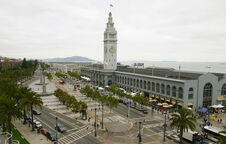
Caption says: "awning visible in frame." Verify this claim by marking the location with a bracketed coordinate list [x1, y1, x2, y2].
[168, 105, 173, 107]
[163, 105, 169, 108]
[157, 103, 162, 106]
[166, 99, 170, 102]
[150, 99, 157, 102]
[152, 94, 155, 98]
[188, 102, 193, 106]
[161, 97, 164, 100]
[162, 103, 168, 106]
[172, 100, 176, 105]
[217, 95, 226, 101]
[178, 102, 183, 106]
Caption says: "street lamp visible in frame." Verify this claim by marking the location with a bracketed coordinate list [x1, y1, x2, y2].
[127, 100, 130, 119]
[56, 117, 58, 144]
[98, 104, 104, 129]
[135, 120, 145, 144]
[163, 111, 167, 142]
[91, 108, 97, 136]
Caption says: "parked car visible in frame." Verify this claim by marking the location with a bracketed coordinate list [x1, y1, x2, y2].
[55, 124, 66, 133]
[34, 121, 42, 128]
[33, 110, 41, 115]
[46, 131, 56, 141]
[41, 128, 48, 135]
[142, 109, 148, 114]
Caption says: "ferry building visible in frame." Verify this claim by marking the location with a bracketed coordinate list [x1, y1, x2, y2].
[81, 12, 226, 110]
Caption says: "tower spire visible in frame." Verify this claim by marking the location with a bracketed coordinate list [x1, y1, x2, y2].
[103, 12, 117, 70]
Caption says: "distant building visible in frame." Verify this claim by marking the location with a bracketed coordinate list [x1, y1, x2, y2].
[80, 12, 226, 110]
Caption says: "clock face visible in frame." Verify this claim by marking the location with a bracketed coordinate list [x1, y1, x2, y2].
[109, 46, 114, 54]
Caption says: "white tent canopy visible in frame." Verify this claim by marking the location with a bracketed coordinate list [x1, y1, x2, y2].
[81, 76, 90, 81]
[211, 104, 224, 108]
[98, 87, 104, 90]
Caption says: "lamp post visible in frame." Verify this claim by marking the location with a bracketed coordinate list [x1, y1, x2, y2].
[93, 108, 97, 137]
[101, 104, 104, 129]
[99, 104, 104, 129]
[56, 117, 58, 144]
[136, 120, 145, 144]
[127, 100, 130, 119]
[163, 111, 167, 142]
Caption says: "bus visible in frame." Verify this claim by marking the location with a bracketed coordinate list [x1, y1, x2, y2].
[204, 126, 226, 142]
[182, 129, 199, 142]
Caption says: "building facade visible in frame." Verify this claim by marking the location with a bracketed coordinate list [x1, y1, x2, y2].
[80, 12, 226, 110]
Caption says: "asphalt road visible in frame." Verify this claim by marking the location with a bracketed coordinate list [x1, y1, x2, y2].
[33, 106, 101, 144]
[113, 103, 146, 119]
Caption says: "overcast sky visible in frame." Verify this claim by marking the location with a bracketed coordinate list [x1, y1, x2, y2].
[0, 0, 226, 62]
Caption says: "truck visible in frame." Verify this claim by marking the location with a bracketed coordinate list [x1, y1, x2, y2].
[182, 129, 199, 143]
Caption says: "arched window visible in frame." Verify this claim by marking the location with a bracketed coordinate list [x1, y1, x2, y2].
[140, 80, 143, 89]
[152, 82, 155, 92]
[119, 76, 121, 83]
[172, 86, 176, 97]
[144, 81, 146, 89]
[130, 78, 132, 86]
[125, 77, 127, 85]
[127, 78, 129, 85]
[133, 79, 135, 87]
[188, 88, 194, 99]
[178, 87, 183, 99]
[148, 82, 151, 90]
[137, 79, 139, 87]
[156, 83, 160, 93]
[203, 83, 212, 97]
[221, 83, 226, 95]
[161, 84, 165, 94]
[166, 85, 170, 95]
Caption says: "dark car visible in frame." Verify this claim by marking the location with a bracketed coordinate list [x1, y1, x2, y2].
[55, 124, 66, 133]
[33, 110, 41, 115]
[142, 109, 148, 114]
[46, 131, 56, 141]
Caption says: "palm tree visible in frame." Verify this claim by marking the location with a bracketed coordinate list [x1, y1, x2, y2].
[170, 107, 196, 144]
[218, 126, 226, 144]
[0, 91, 23, 144]
[19, 86, 32, 124]
[26, 91, 43, 131]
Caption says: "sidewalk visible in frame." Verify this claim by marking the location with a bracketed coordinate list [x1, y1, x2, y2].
[12, 119, 50, 144]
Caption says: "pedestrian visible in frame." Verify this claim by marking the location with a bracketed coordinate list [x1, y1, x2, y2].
[220, 119, 222, 123]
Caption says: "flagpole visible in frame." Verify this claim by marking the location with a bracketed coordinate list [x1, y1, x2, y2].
[179, 65, 181, 80]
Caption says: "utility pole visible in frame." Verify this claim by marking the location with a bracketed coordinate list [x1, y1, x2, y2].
[127, 100, 130, 119]
[56, 117, 58, 144]
[163, 111, 167, 142]
[136, 120, 145, 144]
[94, 108, 97, 137]
[138, 121, 142, 144]
[178, 65, 181, 80]
[101, 104, 104, 129]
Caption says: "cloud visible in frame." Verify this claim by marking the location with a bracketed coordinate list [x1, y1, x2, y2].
[0, 0, 225, 62]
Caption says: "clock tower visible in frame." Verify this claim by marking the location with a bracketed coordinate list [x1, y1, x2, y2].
[104, 12, 117, 70]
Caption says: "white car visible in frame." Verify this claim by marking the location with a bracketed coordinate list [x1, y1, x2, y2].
[34, 121, 42, 128]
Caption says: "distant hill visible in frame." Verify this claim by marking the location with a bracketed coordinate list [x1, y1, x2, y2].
[43, 56, 95, 62]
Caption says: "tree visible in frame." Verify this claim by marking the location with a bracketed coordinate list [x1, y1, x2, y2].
[170, 108, 196, 144]
[0, 79, 23, 144]
[21, 58, 27, 68]
[19, 86, 33, 124]
[218, 126, 226, 144]
[26, 91, 43, 131]
[107, 96, 119, 113]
